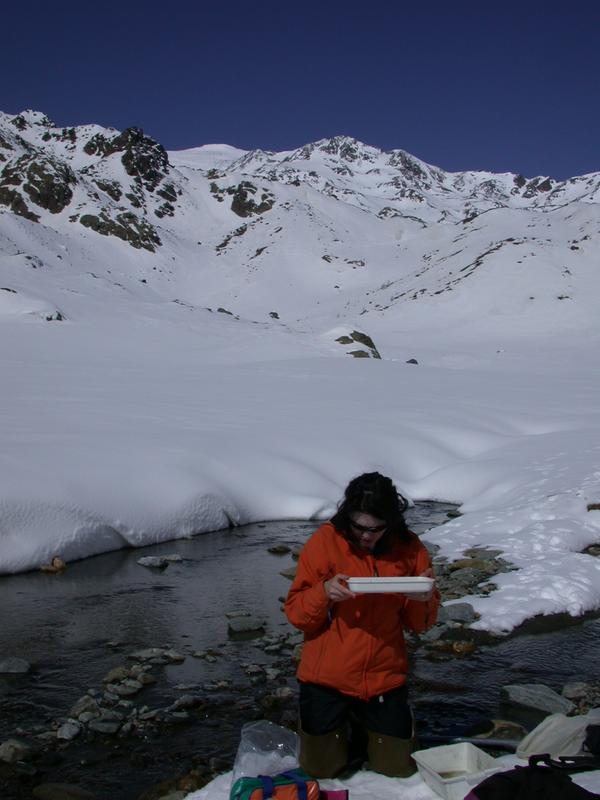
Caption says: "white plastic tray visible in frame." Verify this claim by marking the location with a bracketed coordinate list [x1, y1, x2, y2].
[412, 742, 502, 800]
[346, 576, 434, 594]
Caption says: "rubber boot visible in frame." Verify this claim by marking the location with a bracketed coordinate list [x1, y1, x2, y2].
[366, 729, 417, 778]
[299, 725, 348, 779]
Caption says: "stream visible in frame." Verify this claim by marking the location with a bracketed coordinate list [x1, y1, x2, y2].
[1, 503, 599, 799]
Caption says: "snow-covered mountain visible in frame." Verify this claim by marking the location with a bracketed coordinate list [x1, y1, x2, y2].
[1, 109, 598, 362]
[1, 110, 599, 639]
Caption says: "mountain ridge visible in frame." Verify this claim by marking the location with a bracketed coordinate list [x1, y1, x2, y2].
[1, 109, 598, 364]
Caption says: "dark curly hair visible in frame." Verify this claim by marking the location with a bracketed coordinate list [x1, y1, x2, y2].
[330, 471, 410, 546]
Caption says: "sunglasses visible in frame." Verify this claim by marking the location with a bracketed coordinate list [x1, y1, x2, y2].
[350, 520, 387, 534]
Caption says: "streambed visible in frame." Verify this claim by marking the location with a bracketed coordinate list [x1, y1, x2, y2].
[0, 504, 598, 799]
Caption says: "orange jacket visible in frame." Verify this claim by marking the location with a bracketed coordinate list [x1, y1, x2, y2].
[284, 521, 439, 701]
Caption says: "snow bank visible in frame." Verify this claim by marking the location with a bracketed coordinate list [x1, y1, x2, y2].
[188, 759, 600, 800]
[1, 305, 599, 635]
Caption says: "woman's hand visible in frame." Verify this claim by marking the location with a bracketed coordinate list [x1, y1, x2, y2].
[324, 574, 355, 603]
[410, 567, 435, 601]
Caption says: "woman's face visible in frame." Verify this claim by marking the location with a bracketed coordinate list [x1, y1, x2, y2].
[349, 512, 387, 550]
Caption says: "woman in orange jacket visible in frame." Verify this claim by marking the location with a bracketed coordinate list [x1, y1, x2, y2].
[284, 472, 439, 779]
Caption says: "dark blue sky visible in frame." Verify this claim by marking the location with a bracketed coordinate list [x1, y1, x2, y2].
[3, 0, 599, 179]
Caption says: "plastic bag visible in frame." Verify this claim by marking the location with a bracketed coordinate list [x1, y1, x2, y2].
[516, 708, 600, 759]
[231, 720, 300, 787]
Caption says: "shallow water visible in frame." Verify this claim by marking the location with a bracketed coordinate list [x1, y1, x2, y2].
[0, 504, 598, 799]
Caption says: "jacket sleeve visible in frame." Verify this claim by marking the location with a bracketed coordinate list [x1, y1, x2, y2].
[401, 541, 440, 633]
[284, 528, 334, 635]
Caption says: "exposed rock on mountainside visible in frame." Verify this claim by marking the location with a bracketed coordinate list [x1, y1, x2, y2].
[335, 330, 381, 359]
[0, 112, 176, 250]
[79, 211, 161, 251]
[210, 180, 275, 217]
[84, 126, 170, 192]
[3, 153, 76, 214]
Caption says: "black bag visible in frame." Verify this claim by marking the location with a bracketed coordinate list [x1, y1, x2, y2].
[585, 725, 600, 758]
[466, 755, 600, 800]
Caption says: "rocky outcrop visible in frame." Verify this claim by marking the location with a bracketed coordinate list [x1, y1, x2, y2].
[335, 329, 381, 359]
[210, 180, 274, 216]
[84, 127, 170, 193]
[80, 211, 161, 251]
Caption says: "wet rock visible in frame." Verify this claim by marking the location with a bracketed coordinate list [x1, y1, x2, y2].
[57, 721, 82, 741]
[464, 547, 504, 560]
[0, 737, 35, 763]
[425, 639, 477, 657]
[562, 679, 600, 711]
[228, 617, 266, 635]
[292, 643, 303, 663]
[169, 694, 206, 711]
[279, 567, 297, 580]
[88, 718, 122, 735]
[192, 649, 221, 662]
[0, 656, 31, 673]
[32, 784, 97, 800]
[137, 556, 169, 569]
[129, 647, 169, 663]
[448, 558, 498, 575]
[107, 679, 144, 697]
[273, 686, 294, 701]
[419, 624, 446, 642]
[136, 671, 157, 686]
[103, 666, 130, 683]
[244, 663, 264, 676]
[265, 668, 281, 681]
[268, 544, 291, 555]
[500, 683, 575, 729]
[164, 649, 186, 663]
[438, 602, 477, 624]
[451, 641, 477, 656]
[40, 556, 67, 573]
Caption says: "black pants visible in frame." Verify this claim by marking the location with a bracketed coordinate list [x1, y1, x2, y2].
[299, 681, 413, 739]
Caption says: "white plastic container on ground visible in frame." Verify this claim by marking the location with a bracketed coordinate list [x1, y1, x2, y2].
[346, 576, 434, 594]
[412, 742, 503, 800]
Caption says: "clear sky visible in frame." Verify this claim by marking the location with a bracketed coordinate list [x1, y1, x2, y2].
[3, 0, 599, 179]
